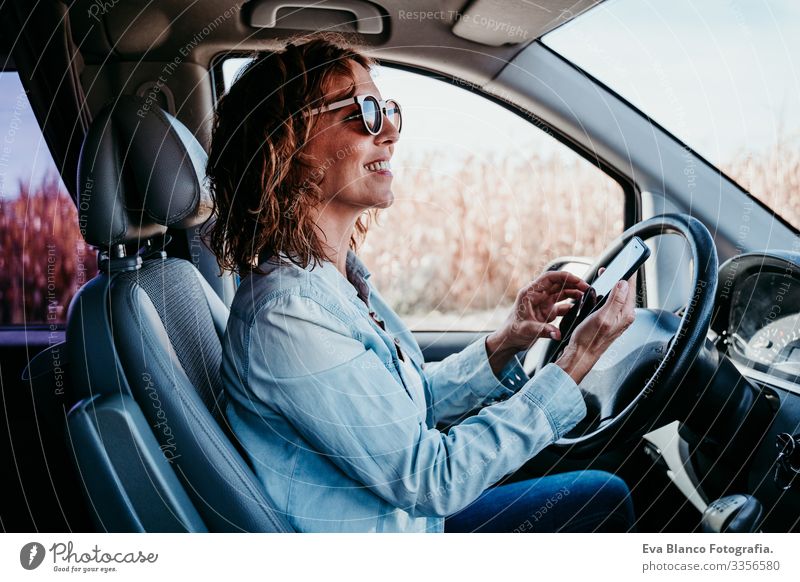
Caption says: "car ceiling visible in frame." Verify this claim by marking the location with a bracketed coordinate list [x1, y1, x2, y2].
[69, 0, 600, 84]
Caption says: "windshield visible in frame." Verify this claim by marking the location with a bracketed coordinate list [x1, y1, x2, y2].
[544, 0, 800, 229]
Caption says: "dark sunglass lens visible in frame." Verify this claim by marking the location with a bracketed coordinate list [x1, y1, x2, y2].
[386, 100, 402, 132]
[361, 97, 381, 133]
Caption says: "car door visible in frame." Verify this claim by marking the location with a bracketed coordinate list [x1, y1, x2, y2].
[0, 65, 95, 531]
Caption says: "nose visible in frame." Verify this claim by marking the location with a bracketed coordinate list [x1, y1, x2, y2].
[375, 110, 400, 145]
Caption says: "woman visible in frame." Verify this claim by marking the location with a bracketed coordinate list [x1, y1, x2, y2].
[207, 34, 637, 533]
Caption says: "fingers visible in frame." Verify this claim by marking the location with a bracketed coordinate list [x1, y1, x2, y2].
[515, 321, 562, 341]
[603, 276, 636, 329]
[575, 281, 629, 343]
[626, 271, 638, 322]
[534, 271, 590, 293]
[625, 271, 637, 311]
[594, 278, 629, 319]
[565, 267, 638, 360]
[554, 288, 585, 302]
[552, 303, 573, 318]
[538, 294, 585, 325]
[540, 323, 561, 340]
[522, 276, 587, 308]
[613, 279, 629, 304]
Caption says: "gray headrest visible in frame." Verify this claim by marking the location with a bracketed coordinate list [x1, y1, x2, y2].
[77, 95, 212, 248]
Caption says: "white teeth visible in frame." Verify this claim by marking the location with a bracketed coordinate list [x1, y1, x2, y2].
[364, 161, 391, 172]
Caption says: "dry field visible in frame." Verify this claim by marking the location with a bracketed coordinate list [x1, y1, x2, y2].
[359, 150, 624, 329]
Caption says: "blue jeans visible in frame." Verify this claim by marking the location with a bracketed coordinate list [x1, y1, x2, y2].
[444, 470, 636, 532]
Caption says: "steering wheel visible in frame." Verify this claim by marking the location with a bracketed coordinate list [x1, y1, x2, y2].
[543, 213, 718, 457]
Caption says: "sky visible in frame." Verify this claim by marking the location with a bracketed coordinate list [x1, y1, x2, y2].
[545, 0, 800, 165]
[0, 73, 67, 199]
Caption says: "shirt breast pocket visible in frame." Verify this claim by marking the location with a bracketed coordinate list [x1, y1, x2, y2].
[353, 313, 427, 419]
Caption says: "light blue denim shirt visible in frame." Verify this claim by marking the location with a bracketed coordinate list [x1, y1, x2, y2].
[222, 250, 587, 532]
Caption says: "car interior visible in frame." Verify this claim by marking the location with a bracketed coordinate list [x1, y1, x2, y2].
[1, 0, 799, 533]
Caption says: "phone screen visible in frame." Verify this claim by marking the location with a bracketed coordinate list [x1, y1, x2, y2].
[557, 236, 650, 344]
[591, 237, 648, 300]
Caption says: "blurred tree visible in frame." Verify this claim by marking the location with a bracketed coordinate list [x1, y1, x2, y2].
[0, 172, 96, 325]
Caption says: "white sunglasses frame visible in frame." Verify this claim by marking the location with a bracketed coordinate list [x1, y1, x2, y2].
[309, 94, 402, 135]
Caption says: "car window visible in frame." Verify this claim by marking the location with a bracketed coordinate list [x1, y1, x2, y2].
[0, 71, 95, 326]
[220, 60, 624, 331]
[544, 0, 800, 230]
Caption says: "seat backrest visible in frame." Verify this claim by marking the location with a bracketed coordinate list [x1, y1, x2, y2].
[65, 95, 292, 532]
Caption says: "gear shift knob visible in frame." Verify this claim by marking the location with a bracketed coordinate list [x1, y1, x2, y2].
[700, 494, 762, 533]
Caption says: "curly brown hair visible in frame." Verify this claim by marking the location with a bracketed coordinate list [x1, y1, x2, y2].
[205, 34, 375, 275]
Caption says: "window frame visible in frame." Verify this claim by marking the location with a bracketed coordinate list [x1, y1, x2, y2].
[0, 66, 84, 332]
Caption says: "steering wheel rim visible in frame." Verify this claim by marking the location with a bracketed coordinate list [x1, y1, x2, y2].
[547, 213, 718, 456]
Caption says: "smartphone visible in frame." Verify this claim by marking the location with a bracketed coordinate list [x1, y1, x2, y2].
[588, 236, 650, 309]
[558, 236, 650, 340]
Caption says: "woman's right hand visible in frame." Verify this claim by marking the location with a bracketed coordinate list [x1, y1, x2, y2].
[555, 269, 637, 384]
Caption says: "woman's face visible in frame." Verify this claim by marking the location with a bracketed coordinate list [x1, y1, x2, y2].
[303, 62, 399, 217]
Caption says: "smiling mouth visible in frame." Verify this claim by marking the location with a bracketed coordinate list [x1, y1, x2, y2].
[364, 160, 391, 172]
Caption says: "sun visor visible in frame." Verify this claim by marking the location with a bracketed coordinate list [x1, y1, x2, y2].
[452, 0, 601, 47]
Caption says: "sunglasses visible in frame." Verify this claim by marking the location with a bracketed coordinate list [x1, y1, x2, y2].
[309, 95, 402, 135]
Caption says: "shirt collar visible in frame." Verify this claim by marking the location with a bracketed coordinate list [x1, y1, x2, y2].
[345, 250, 372, 306]
[259, 249, 372, 306]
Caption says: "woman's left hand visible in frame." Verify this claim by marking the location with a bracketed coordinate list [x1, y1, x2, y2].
[493, 271, 590, 351]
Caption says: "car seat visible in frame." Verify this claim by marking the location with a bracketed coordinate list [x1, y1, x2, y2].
[64, 95, 292, 532]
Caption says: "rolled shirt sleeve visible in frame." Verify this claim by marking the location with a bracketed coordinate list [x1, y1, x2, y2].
[248, 294, 587, 518]
[422, 335, 534, 425]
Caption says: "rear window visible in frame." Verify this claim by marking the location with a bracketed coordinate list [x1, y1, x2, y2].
[0, 71, 95, 326]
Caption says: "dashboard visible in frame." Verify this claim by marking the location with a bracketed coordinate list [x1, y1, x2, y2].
[714, 252, 800, 384]
[689, 251, 800, 532]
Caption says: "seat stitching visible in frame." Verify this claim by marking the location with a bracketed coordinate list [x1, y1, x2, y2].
[123, 281, 290, 532]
